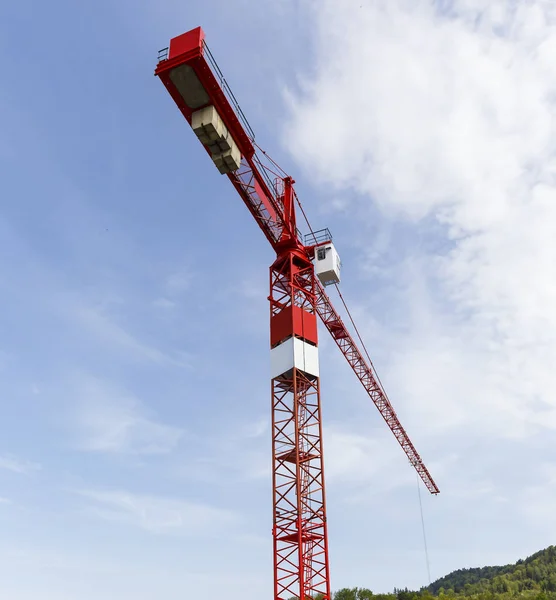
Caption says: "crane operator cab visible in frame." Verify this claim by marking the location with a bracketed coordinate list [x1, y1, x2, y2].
[314, 242, 341, 286]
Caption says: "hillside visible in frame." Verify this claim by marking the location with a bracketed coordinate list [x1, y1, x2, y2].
[426, 545, 556, 596]
[329, 545, 556, 600]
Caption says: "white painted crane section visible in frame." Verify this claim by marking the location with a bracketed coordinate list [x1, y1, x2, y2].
[270, 337, 319, 379]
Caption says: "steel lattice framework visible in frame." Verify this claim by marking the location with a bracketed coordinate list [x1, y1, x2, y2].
[314, 280, 439, 494]
[154, 26, 439, 600]
[270, 253, 330, 600]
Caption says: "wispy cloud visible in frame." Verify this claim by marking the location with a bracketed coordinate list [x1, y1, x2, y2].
[321, 425, 434, 501]
[152, 297, 176, 310]
[324, 427, 390, 484]
[151, 267, 193, 312]
[0, 455, 41, 475]
[241, 417, 268, 439]
[73, 305, 191, 368]
[170, 416, 272, 484]
[279, 7, 556, 576]
[71, 375, 183, 455]
[165, 269, 191, 295]
[77, 489, 237, 535]
[285, 0, 556, 442]
[521, 464, 556, 528]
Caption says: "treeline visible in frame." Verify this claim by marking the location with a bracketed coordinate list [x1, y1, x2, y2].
[426, 545, 556, 596]
[300, 545, 556, 600]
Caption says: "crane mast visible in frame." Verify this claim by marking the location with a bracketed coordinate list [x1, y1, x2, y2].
[155, 26, 439, 600]
[270, 243, 330, 600]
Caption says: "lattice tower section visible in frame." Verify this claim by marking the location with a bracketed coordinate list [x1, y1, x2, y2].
[269, 252, 331, 600]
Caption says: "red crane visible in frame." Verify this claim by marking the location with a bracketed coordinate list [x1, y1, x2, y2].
[154, 27, 439, 600]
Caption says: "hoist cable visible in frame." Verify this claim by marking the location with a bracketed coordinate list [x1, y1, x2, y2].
[417, 471, 432, 585]
[333, 283, 392, 405]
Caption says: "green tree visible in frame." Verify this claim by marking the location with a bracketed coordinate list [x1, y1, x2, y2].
[334, 589, 358, 600]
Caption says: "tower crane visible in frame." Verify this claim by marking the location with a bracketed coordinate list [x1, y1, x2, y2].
[154, 27, 439, 600]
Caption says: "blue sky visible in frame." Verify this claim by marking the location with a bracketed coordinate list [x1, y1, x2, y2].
[1, 1, 556, 599]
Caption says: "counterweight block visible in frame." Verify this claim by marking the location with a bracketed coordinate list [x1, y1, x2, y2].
[191, 105, 241, 173]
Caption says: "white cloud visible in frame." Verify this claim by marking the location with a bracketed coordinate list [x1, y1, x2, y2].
[152, 297, 176, 310]
[322, 423, 467, 504]
[72, 375, 183, 455]
[165, 269, 191, 295]
[74, 304, 190, 368]
[285, 0, 556, 442]
[0, 455, 41, 475]
[241, 417, 269, 439]
[77, 489, 237, 535]
[324, 426, 393, 484]
[521, 463, 556, 528]
[171, 417, 272, 484]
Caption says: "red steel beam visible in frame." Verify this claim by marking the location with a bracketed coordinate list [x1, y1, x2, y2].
[314, 279, 440, 495]
[154, 28, 291, 248]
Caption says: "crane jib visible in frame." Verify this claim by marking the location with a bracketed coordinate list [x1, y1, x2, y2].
[154, 36, 296, 245]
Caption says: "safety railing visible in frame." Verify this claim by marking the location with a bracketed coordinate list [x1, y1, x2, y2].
[305, 228, 332, 246]
[203, 41, 256, 141]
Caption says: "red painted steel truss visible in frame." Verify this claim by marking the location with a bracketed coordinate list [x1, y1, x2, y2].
[315, 280, 439, 495]
[270, 254, 331, 600]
